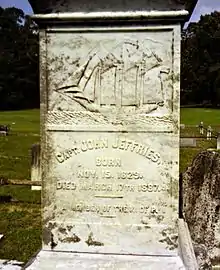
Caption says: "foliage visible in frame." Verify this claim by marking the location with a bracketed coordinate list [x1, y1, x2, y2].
[0, 7, 39, 110]
[0, 6, 220, 109]
[181, 11, 220, 106]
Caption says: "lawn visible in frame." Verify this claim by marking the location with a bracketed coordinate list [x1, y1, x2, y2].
[180, 108, 219, 172]
[0, 109, 41, 264]
[0, 108, 219, 264]
[181, 108, 220, 126]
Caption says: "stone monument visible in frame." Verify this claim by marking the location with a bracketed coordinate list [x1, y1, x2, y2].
[26, 1, 198, 269]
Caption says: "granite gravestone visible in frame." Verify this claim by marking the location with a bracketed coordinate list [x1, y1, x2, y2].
[27, 1, 197, 269]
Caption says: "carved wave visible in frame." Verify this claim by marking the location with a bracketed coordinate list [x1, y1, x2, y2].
[47, 111, 175, 129]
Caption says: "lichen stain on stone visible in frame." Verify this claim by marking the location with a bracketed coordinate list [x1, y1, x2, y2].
[58, 227, 67, 234]
[42, 227, 51, 245]
[85, 232, 104, 246]
[62, 234, 81, 243]
[156, 214, 165, 223]
[172, 73, 180, 83]
[183, 151, 220, 263]
[137, 226, 142, 231]
[159, 228, 178, 250]
[67, 225, 73, 231]
[42, 134, 57, 208]
[43, 222, 57, 246]
[167, 178, 178, 199]
[141, 219, 151, 229]
[159, 236, 178, 250]
[50, 233, 57, 250]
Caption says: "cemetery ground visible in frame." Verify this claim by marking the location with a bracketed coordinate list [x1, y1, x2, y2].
[0, 108, 219, 264]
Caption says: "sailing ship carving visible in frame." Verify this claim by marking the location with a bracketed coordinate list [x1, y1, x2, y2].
[54, 39, 170, 114]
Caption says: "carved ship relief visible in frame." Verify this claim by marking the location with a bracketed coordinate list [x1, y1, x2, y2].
[48, 35, 174, 127]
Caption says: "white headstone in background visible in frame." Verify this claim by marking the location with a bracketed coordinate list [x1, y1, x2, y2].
[180, 138, 197, 148]
[26, 0, 198, 269]
[31, 144, 41, 191]
[199, 121, 204, 135]
[217, 133, 220, 150]
[207, 126, 212, 141]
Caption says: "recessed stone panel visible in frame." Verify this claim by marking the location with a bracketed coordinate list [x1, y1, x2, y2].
[41, 25, 180, 259]
[47, 29, 174, 118]
[42, 130, 179, 255]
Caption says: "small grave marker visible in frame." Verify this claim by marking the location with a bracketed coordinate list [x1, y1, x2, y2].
[180, 124, 185, 129]
[207, 126, 212, 141]
[0, 125, 10, 136]
[199, 121, 204, 135]
[31, 144, 41, 190]
[180, 138, 197, 148]
[217, 133, 220, 150]
[0, 131, 7, 136]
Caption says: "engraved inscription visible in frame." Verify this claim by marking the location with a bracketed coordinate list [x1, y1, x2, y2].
[77, 170, 98, 179]
[96, 157, 121, 167]
[42, 27, 180, 255]
[56, 181, 168, 193]
[55, 138, 161, 165]
[55, 136, 166, 223]
[117, 171, 143, 180]
[57, 181, 77, 190]
[70, 203, 166, 221]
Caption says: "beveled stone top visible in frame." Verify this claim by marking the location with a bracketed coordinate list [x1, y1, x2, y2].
[29, 0, 197, 16]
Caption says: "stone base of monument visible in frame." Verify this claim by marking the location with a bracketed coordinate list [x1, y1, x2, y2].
[25, 219, 199, 269]
[25, 251, 185, 270]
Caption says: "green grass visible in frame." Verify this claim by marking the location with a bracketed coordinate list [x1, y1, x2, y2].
[0, 109, 41, 265]
[180, 138, 216, 173]
[0, 107, 219, 264]
[0, 109, 40, 133]
[181, 108, 220, 126]
[0, 203, 41, 263]
[180, 108, 220, 172]
[0, 109, 40, 180]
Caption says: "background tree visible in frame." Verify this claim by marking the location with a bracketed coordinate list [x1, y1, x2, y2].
[0, 7, 219, 109]
[181, 11, 220, 106]
[0, 6, 39, 110]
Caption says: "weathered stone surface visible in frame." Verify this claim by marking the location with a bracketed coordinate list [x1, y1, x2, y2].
[183, 150, 220, 267]
[39, 25, 181, 257]
[193, 243, 212, 270]
[25, 250, 185, 270]
[178, 219, 198, 269]
[28, 0, 196, 14]
[0, 260, 23, 270]
[26, 0, 198, 268]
